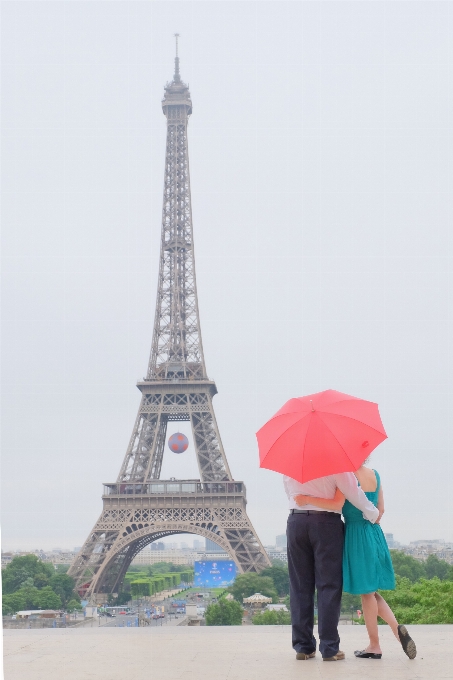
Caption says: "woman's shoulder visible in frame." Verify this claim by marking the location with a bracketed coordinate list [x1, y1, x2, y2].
[356, 465, 376, 481]
[356, 466, 380, 491]
[363, 465, 380, 477]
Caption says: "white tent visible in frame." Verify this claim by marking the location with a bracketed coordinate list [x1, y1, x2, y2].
[242, 593, 273, 604]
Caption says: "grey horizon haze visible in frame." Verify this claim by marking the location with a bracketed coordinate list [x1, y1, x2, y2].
[1, 1, 452, 554]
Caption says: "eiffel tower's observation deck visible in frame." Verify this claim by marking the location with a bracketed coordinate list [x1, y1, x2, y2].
[68, 38, 270, 601]
[102, 480, 245, 496]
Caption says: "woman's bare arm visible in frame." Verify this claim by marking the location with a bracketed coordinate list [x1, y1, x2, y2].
[294, 488, 345, 512]
[376, 485, 385, 524]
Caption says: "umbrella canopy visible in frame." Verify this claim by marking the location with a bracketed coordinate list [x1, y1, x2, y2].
[257, 389, 387, 484]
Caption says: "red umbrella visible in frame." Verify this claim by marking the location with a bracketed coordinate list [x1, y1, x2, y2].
[257, 389, 387, 484]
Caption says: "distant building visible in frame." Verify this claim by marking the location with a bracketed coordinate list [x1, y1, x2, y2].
[397, 539, 453, 565]
[132, 550, 193, 566]
[266, 604, 288, 612]
[16, 610, 60, 619]
[132, 549, 230, 566]
[266, 548, 288, 564]
[150, 542, 165, 551]
[276, 534, 287, 548]
[410, 539, 445, 546]
[205, 538, 223, 552]
[384, 533, 395, 548]
[1, 550, 76, 568]
[47, 551, 75, 565]
[193, 539, 203, 550]
[1, 552, 14, 568]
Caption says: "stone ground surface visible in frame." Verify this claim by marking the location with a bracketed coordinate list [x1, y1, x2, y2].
[3, 624, 453, 680]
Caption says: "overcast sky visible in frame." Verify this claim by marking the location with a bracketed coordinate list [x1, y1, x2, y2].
[2, 1, 452, 552]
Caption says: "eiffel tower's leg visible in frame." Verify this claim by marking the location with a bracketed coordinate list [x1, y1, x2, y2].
[68, 515, 120, 597]
[189, 393, 232, 482]
[117, 400, 168, 483]
[221, 526, 271, 572]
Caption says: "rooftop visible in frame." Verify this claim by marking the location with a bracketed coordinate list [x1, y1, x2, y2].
[3, 624, 451, 680]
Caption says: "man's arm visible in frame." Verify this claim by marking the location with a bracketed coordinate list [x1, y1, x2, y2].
[335, 472, 379, 523]
[294, 488, 345, 512]
[283, 476, 290, 499]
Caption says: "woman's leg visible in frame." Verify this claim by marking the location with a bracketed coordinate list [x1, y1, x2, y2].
[374, 592, 400, 641]
[360, 592, 381, 653]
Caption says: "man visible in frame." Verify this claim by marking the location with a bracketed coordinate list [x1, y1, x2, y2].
[285, 473, 378, 661]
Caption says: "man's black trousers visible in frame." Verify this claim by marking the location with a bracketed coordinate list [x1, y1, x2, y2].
[286, 511, 344, 659]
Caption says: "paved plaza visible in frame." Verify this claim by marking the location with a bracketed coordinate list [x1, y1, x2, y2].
[3, 624, 453, 680]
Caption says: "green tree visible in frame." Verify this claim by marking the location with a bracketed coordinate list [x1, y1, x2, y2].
[36, 586, 62, 610]
[378, 576, 453, 624]
[108, 591, 131, 607]
[341, 591, 362, 613]
[117, 592, 132, 606]
[2, 591, 28, 615]
[146, 562, 190, 575]
[425, 555, 450, 581]
[49, 574, 78, 608]
[252, 609, 291, 625]
[227, 574, 278, 603]
[33, 572, 51, 588]
[270, 558, 287, 568]
[2, 555, 54, 594]
[390, 551, 426, 582]
[67, 599, 83, 612]
[2, 583, 44, 614]
[205, 599, 243, 626]
[15, 585, 41, 609]
[260, 565, 290, 597]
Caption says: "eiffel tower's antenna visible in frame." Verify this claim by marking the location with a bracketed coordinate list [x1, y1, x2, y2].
[174, 33, 181, 82]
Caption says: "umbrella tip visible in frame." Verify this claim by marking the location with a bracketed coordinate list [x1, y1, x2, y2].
[310, 400, 315, 412]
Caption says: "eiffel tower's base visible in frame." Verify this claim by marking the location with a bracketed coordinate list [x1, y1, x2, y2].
[68, 479, 271, 600]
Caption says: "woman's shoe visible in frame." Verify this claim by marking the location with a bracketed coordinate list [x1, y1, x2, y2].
[354, 650, 382, 659]
[398, 624, 417, 659]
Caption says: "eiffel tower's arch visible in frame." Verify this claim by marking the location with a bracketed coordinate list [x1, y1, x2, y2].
[72, 485, 269, 600]
[85, 524, 233, 598]
[68, 41, 270, 601]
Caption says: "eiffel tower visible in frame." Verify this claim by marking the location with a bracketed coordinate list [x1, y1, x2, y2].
[68, 38, 270, 601]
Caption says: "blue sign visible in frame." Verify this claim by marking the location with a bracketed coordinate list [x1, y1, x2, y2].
[194, 560, 237, 588]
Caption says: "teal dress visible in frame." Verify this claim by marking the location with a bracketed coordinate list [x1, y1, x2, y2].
[342, 470, 395, 595]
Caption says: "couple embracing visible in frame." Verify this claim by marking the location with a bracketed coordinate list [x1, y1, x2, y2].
[257, 390, 417, 662]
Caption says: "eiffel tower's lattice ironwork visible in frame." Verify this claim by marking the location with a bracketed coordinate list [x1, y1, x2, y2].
[68, 40, 270, 600]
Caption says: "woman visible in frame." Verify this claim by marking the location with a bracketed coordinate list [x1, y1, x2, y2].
[294, 465, 416, 660]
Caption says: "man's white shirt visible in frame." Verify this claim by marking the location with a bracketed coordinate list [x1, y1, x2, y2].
[283, 472, 379, 523]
